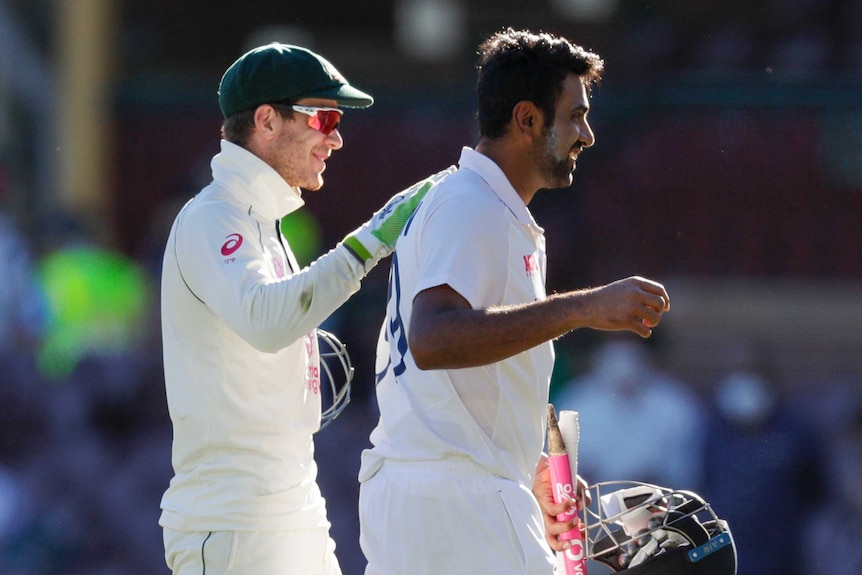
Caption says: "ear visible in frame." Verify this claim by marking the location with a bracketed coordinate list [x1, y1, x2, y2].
[253, 104, 280, 139]
[512, 101, 540, 137]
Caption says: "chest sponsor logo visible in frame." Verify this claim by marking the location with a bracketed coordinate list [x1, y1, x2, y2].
[221, 233, 243, 263]
[523, 253, 539, 276]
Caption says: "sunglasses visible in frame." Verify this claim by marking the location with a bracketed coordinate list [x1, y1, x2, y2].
[271, 104, 343, 135]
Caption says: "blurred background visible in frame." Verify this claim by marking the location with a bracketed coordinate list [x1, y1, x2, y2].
[0, 1, 860, 574]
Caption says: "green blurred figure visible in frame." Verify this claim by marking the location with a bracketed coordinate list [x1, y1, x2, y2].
[280, 207, 322, 267]
[37, 245, 150, 381]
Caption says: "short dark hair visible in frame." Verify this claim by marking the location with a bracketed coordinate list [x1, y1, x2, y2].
[476, 28, 604, 139]
[221, 109, 256, 146]
[220, 103, 296, 147]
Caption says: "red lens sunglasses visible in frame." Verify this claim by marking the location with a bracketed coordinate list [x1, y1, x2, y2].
[271, 103, 343, 135]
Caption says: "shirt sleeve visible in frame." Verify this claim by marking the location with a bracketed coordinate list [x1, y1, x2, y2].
[412, 181, 510, 308]
[172, 196, 365, 352]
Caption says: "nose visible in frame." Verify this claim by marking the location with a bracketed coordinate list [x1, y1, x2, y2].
[327, 128, 344, 150]
[580, 119, 595, 148]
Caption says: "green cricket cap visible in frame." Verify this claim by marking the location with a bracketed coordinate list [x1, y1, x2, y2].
[218, 43, 374, 118]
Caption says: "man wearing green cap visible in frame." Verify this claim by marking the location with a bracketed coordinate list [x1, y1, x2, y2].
[159, 42, 453, 575]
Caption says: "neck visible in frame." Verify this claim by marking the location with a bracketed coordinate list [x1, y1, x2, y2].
[475, 137, 540, 205]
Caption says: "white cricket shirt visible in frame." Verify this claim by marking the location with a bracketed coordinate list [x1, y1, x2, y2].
[360, 147, 555, 488]
[160, 140, 366, 532]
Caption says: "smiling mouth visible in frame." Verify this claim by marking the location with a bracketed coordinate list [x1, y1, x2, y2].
[313, 154, 329, 171]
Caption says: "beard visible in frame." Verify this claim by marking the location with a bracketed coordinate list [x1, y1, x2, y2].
[534, 125, 576, 189]
[270, 130, 325, 191]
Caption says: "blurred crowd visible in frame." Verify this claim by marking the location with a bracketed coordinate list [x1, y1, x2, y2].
[0, 205, 169, 575]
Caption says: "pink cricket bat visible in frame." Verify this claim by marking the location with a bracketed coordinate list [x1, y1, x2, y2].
[547, 404, 588, 575]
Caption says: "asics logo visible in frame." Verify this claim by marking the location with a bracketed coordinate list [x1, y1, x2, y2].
[221, 233, 243, 256]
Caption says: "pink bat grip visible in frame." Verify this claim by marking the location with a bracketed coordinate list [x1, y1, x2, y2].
[548, 453, 588, 574]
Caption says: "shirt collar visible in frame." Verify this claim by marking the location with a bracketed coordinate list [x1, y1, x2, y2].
[457, 147, 542, 229]
[211, 140, 305, 220]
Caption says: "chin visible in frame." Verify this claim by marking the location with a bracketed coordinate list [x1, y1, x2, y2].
[549, 174, 574, 190]
[304, 178, 325, 192]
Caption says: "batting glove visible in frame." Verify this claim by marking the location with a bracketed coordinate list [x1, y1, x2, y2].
[343, 166, 455, 271]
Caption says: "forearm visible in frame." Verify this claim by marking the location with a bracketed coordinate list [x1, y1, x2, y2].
[410, 290, 592, 369]
[271, 243, 366, 341]
[234, 245, 364, 351]
[409, 276, 669, 370]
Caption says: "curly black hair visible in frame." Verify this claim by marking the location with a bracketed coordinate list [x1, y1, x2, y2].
[477, 28, 604, 139]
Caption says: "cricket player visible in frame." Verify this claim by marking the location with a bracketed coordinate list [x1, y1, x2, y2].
[358, 29, 671, 575]
[159, 42, 451, 575]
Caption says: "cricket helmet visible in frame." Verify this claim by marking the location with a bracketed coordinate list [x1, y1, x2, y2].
[583, 481, 737, 575]
[316, 329, 354, 430]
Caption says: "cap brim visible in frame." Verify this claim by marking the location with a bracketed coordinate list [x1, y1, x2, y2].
[308, 84, 374, 109]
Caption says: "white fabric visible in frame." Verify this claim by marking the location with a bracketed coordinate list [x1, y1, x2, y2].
[359, 147, 555, 573]
[160, 140, 367, 532]
[163, 528, 342, 575]
[359, 459, 553, 575]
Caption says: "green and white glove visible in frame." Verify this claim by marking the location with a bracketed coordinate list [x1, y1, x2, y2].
[343, 166, 456, 271]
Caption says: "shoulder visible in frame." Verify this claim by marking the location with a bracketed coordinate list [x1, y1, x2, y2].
[405, 170, 512, 264]
[439, 168, 496, 199]
[422, 169, 507, 225]
[174, 184, 257, 252]
[181, 184, 252, 226]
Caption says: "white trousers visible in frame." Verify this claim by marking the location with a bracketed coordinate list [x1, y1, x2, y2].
[359, 458, 554, 575]
[163, 528, 343, 575]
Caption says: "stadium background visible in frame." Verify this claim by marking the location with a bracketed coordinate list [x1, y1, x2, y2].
[0, 1, 860, 574]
